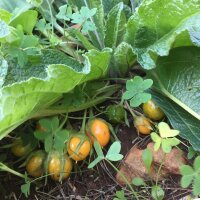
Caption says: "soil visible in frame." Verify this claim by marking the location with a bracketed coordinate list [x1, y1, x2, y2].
[0, 123, 192, 200]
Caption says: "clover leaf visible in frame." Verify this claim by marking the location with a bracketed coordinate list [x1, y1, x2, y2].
[151, 185, 165, 200]
[180, 156, 200, 196]
[151, 122, 180, 153]
[21, 172, 30, 198]
[88, 141, 123, 169]
[158, 122, 179, 138]
[106, 141, 123, 161]
[56, 5, 72, 21]
[70, 6, 97, 33]
[123, 76, 153, 107]
[132, 177, 145, 186]
[21, 182, 30, 198]
[35, 18, 52, 32]
[34, 116, 69, 153]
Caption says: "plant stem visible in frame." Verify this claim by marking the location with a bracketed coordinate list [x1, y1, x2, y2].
[81, 109, 87, 134]
[108, 123, 119, 141]
[105, 159, 139, 200]
[125, 101, 137, 119]
[32, 86, 119, 118]
[155, 154, 166, 186]
[0, 163, 26, 179]
[59, 113, 68, 130]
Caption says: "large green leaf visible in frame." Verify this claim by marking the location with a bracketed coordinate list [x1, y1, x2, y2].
[0, 21, 10, 38]
[102, 0, 122, 14]
[148, 46, 200, 120]
[124, 0, 200, 69]
[110, 42, 136, 76]
[0, 48, 112, 139]
[0, 0, 32, 14]
[104, 2, 126, 48]
[151, 90, 200, 151]
[148, 46, 200, 150]
[10, 10, 38, 34]
[0, 8, 12, 23]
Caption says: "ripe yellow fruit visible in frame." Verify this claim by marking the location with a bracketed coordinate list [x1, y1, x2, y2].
[86, 118, 110, 147]
[48, 152, 72, 181]
[134, 116, 152, 135]
[143, 100, 165, 121]
[67, 136, 91, 161]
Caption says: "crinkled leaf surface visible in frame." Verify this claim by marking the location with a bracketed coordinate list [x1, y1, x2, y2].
[148, 47, 200, 120]
[104, 2, 126, 48]
[0, 20, 10, 38]
[124, 0, 200, 69]
[0, 48, 112, 139]
[111, 42, 136, 76]
[114, 42, 136, 67]
[150, 46, 200, 150]
[0, 0, 33, 14]
[102, 0, 122, 14]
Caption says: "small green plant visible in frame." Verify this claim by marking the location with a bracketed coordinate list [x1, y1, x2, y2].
[123, 76, 153, 107]
[34, 116, 69, 153]
[114, 190, 127, 200]
[88, 141, 139, 200]
[56, 4, 97, 33]
[132, 177, 145, 186]
[70, 6, 97, 33]
[56, 5, 72, 21]
[88, 141, 123, 168]
[151, 122, 180, 153]
[180, 156, 200, 196]
[187, 146, 199, 160]
[151, 185, 165, 200]
[136, 122, 180, 200]
[21, 172, 30, 198]
[142, 148, 153, 173]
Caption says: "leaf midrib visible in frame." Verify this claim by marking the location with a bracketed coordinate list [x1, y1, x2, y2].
[151, 71, 200, 120]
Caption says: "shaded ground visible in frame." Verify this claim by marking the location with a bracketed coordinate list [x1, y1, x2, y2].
[0, 124, 192, 200]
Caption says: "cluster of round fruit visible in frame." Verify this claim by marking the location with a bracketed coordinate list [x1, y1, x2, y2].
[11, 118, 111, 181]
[134, 100, 165, 135]
[104, 99, 165, 135]
[10, 99, 163, 181]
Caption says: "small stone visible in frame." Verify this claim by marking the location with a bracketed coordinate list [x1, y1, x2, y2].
[116, 146, 168, 185]
[147, 142, 186, 174]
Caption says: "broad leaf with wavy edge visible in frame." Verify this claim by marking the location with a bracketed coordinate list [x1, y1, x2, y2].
[148, 46, 200, 120]
[148, 46, 200, 150]
[104, 2, 126, 48]
[124, 0, 200, 69]
[0, 48, 112, 139]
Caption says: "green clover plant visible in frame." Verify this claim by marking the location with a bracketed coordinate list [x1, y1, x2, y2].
[151, 122, 180, 153]
[180, 156, 200, 196]
[123, 76, 153, 107]
[34, 116, 69, 153]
